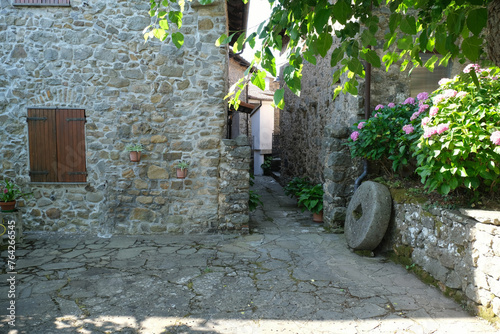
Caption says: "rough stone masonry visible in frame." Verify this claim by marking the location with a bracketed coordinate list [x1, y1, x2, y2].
[0, 0, 250, 234]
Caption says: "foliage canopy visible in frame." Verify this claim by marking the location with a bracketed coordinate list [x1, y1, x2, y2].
[144, 0, 493, 107]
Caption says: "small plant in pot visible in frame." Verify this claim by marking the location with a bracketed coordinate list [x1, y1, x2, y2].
[175, 160, 190, 179]
[284, 177, 312, 206]
[297, 183, 324, 222]
[126, 144, 144, 162]
[0, 179, 32, 212]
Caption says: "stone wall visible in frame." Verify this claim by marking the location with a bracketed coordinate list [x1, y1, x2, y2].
[0, 0, 250, 234]
[380, 197, 500, 319]
[218, 136, 251, 232]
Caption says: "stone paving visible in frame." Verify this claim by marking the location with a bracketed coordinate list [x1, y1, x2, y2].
[1, 176, 498, 333]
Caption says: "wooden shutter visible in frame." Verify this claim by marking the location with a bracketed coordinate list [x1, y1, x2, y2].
[27, 109, 58, 182]
[13, 0, 71, 6]
[56, 109, 87, 182]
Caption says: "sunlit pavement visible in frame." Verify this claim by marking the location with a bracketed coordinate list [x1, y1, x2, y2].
[0, 176, 497, 333]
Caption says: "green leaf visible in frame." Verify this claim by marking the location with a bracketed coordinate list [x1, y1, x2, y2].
[361, 29, 376, 47]
[424, 55, 438, 72]
[215, 33, 233, 47]
[347, 58, 364, 76]
[317, 32, 333, 58]
[245, 32, 257, 48]
[397, 36, 413, 50]
[360, 49, 381, 68]
[314, 7, 331, 33]
[273, 88, 285, 109]
[389, 13, 401, 34]
[172, 32, 184, 48]
[400, 16, 417, 35]
[159, 19, 169, 30]
[303, 50, 317, 65]
[199, 0, 215, 5]
[440, 183, 451, 195]
[251, 71, 267, 90]
[168, 11, 183, 28]
[233, 33, 246, 53]
[153, 28, 167, 41]
[333, 0, 352, 25]
[467, 8, 487, 36]
[462, 36, 482, 61]
[330, 46, 344, 67]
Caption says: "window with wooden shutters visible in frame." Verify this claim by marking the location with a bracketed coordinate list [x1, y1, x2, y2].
[12, 0, 70, 6]
[27, 108, 87, 183]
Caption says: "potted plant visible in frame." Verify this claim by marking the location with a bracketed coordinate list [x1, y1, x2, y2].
[284, 177, 312, 203]
[125, 143, 144, 162]
[0, 179, 32, 212]
[175, 160, 190, 179]
[297, 183, 324, 222]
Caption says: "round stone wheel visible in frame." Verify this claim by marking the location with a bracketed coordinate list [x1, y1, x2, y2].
[345, 181, 392, 250]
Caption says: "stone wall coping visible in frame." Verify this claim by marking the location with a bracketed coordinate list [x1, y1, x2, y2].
[459, 208, 500, 226]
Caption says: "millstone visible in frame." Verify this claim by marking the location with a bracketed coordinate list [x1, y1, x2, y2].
[345, 181, 392, 250]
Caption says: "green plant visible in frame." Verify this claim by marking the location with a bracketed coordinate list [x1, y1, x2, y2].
[125, 143, 144, 152]
[284, 177, 312, 198]
[0, 179, 32, 202]
[260, 156, 273, 175]
[249, 190, 263, 212]
[297, 183, 324, 214]
[346, 93, 431, 173]
[415, 65, 500, 195]
[176, 160, 190, 170]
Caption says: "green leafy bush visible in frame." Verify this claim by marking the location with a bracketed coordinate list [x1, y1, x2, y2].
[415, 65, 500, 195]
[260, 156, 273, 175]
[284, 177, 312, 198]
[297, 184, 324, 214]
[346, 93, 431, 172]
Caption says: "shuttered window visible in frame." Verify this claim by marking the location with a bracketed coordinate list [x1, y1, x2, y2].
[13, 0, 70, 6]
[27, 108, 87, 183]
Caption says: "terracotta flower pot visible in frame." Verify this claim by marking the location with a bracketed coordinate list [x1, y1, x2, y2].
[0, 201, 16, 212]
[129, 151, 141, 162]
[312, 210, 323, 223]
[176, 168, 188, 179]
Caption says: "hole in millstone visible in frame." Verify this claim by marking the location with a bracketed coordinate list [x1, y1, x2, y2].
[352, 203, 363, 220]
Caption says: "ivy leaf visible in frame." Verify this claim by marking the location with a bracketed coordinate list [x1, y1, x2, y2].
[467, 8, 488, 36]
[172, 32, 184, 48]
[333, 0, 352, 25]
[317, 32, 333, 58]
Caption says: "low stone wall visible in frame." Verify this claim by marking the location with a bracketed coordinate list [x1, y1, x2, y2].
[218, 136, 251, 232]
[380, 195, 500, 320]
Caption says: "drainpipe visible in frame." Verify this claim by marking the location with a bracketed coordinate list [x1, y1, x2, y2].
[354, 55, 372, 191]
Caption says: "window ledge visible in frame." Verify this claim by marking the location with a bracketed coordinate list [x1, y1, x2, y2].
[29, 182, 88, 186]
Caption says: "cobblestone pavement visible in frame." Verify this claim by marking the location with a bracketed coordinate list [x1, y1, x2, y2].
[1, 176, 498, 333]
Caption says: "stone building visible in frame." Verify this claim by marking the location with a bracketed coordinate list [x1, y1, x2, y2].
[0, 0, 251, 234]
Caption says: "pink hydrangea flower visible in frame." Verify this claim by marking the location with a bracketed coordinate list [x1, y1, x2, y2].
[429, 106, 439, 117]
[432, 94, 445, 105]
[410, 112, 419, 121]
[456, 91, 467, 99]
[416, 92, 429, 101]
[402, 124, 414, 134]
[423, 126, 438, 139]
[403, 97, 415, 105]
[421, 117, 431, 126]
[437, 123, 450, 134]
[350, 131, 359, 141]
[418, 104, 429, 113]
[438, 78, 452, 86]
[375, 104, 384, 110]
[443, 89, 458, 98]
[388, 103, 396, 108]
[463, 64, 481, 74]
[357, 122, 365, 129]
[373, 112, 381, 118]
[491, 131, 500, 145]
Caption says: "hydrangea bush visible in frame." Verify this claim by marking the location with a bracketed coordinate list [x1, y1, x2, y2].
[414, 65, 500, 195]
[346, 92, 431, 172]
[347, 64, 500, 197]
